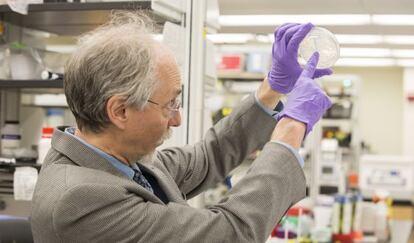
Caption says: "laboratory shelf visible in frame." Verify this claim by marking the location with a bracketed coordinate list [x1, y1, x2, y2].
[321, 118, 354, 127]
[218, 72, 266, 81]
[0, 161, 40, 169]
[0, 79, 63, 89]
[0, 1, 177, 35]
[0, 2, 151, 12]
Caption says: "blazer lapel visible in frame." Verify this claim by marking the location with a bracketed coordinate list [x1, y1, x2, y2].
[50, 127, 164, 204]
[51, 127, 126, 178]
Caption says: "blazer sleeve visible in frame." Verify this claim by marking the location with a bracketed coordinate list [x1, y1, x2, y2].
[53, 143, 306, 243]
[156, 93, 278, 198]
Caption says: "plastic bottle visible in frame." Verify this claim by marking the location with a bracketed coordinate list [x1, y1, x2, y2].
[375, 200, 389, 241]
[352, 193, 364, 240]
[341, 195, 352, 234]
[1, 120, 21, 157]
[331, 195, 342, 234]
[352, 193, 363, 231]
[37, 127, 54, 164]
[45, 108, 64, 128]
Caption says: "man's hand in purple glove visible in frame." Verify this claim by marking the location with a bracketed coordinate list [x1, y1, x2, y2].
[277, 52, 332, 135]
[268, 23, 332, 94]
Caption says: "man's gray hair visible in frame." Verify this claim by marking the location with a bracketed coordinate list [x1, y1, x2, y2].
[64, 11, 160, 133]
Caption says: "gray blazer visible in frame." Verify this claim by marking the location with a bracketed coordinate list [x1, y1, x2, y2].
[31, 94, 306, 243]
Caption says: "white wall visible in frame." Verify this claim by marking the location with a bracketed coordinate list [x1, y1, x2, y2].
[333, 67, 404, 155]
[403, 68, 414, 157]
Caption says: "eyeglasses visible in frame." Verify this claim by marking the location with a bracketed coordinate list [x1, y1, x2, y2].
[147, 97, 181, 118]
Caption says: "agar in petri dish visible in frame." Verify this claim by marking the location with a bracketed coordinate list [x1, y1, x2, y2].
[298, 27, 340, 69]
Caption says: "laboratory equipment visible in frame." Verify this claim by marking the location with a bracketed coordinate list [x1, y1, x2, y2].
[1, 121, 21, 157]
[359, 155, 414, 201]
[318, 139, 346, 194]
[298, 27, 340, 68]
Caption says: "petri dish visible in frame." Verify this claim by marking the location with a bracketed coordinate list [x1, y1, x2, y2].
[298, 27, 340, 69]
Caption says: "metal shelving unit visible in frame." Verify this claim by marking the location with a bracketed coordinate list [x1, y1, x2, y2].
[0, 2, 179, 35]
[0, 2, 151, 12]
[218, 72, 265, 81]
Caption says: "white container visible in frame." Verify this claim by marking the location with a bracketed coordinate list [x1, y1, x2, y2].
[1, 121, 21, 157]
[10, 51, 41, 79]
[13, 166, 38, 201]
[375, 201, 389, 241]
[0, 45, 11, 79]
[37, 127, 54, 164]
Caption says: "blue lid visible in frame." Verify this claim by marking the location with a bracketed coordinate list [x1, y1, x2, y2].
[47, 108, 64, 116]
[334, 195, 345, 204]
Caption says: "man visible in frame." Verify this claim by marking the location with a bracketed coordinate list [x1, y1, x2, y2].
[31, 12, 332, 243]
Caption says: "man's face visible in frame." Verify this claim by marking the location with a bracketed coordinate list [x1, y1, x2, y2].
[125, 51, 182, 157]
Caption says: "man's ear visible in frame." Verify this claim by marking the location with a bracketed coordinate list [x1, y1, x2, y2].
[106, 95, 128, 130]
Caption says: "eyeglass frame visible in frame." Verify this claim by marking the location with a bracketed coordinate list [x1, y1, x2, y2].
[147, 97, 182, 118]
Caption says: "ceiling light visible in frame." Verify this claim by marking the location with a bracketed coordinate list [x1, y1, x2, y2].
[335, 35, 383, 45]
[396, 59, 414, 67]
[206, 34, 255, 44]
[335, 58, 395, 67]
[219, 15, 371, 26]
[384, 35, 414, 45]
[372, 15, 414, 25]
[392, 49, 414, 58]
[340, 48, 392, 57]
[255, 34, 272, 43]
[215, 44, 271, 53]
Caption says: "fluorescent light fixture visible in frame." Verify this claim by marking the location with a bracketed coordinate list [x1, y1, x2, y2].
[340, 48, 392, 57]
[335, 35, 383, 45]
[335, 58, 395, 67]
[206, 34, 254, 43]
[384, 35, 414, 45]
[372, 15, 414, 25]
[255, 34, 272, 43]
[219, 15, 370, 26]
[392, 49, 414, 58]
[396, 59, 414, 67]
[216, 44, 271, 53]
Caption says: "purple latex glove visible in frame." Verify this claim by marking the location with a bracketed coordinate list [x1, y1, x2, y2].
[268, 23, 333, 94]
[277, 52, 332, 135]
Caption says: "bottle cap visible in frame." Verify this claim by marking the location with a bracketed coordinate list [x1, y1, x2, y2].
[42, 127, 54, 135]
[47, 108, 64, 116]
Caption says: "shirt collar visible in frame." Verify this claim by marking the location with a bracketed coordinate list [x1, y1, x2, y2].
[64, 127, 137, 179]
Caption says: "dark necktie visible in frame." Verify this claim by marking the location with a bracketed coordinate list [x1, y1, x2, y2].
[132, 168, 154, 193]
